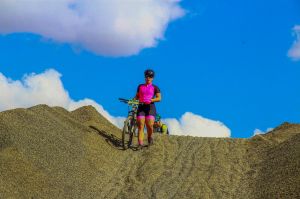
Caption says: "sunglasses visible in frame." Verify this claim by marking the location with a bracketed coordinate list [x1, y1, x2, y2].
[145, 75, 154, 78]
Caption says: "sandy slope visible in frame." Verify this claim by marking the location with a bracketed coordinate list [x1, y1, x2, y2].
[0, 105, 299, 198]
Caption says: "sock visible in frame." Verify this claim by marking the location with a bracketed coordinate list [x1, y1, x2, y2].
[138, 139, 144, 145]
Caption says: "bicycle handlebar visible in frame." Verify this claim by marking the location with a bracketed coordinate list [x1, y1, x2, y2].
[118, 98, 144, 105]
[118, 98, 128, 102]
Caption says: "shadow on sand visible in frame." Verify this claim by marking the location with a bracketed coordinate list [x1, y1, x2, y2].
[89, 125, 142, 151]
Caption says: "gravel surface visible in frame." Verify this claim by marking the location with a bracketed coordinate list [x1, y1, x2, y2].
[0, 105, 299, 199]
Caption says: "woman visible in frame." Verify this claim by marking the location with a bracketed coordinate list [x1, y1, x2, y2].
[134, 69, 161, 147]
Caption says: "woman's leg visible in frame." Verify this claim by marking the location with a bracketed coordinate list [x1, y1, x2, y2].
[145, 116, 155, 144]
[137, 117, 145, 145]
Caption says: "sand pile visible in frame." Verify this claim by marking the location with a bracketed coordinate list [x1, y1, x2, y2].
[0, 105, 299, 198]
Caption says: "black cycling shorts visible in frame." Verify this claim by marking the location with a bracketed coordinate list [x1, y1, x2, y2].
[137, 103, 156, 119]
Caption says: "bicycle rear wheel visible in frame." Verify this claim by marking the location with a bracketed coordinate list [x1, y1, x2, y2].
[122, 116, 136, 150]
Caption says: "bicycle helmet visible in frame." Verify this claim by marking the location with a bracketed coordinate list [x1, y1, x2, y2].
[144, 69, 155, 78]
[155, 114, 161, 122]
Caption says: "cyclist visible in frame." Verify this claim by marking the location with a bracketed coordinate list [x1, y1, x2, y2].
[134, 69, 161, 147]
[154, 114, 169, 135]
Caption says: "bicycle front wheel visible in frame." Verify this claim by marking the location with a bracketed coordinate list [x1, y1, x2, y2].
[122, 116, 136, 150]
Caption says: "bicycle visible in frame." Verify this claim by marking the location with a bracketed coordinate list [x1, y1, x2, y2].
[118, 98, 142, 150]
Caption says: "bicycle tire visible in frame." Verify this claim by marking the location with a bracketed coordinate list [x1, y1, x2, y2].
[122, 116, 136, 150]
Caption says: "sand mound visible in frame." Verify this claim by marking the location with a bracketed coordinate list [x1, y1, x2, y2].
[245, 123, 300, 198]
[0, 105, 299, 198]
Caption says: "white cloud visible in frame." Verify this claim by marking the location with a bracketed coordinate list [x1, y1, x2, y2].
[163, 112, 231, 137]
[0, 69, 231, 137]
[253, 129, 264, 136]
[0, 69, 121, 126]
[253, 127, 274, 136]
[0, 0, 185, 56]
[288, 25, 300, 60]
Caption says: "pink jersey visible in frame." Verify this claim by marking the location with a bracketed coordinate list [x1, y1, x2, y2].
[137, 83, 160, 104]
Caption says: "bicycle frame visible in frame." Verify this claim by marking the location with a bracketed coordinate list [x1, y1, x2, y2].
[128, 104, 138, 119]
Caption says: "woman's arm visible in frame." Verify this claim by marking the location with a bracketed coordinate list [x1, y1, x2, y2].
[151, 93, 161, 103]
[133, 92, 139, 100]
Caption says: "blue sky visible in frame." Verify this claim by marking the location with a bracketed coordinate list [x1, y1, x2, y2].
[0, 0, 299, 138]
